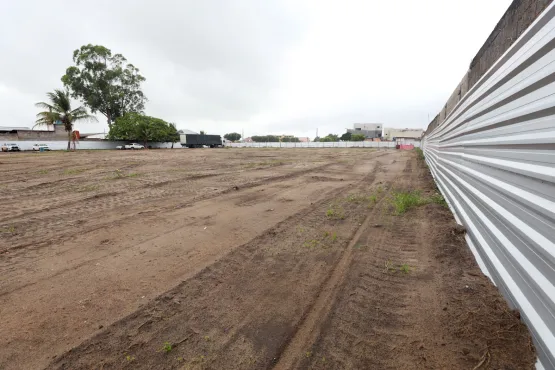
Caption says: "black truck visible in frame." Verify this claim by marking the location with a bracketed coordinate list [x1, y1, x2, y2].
[180, 134, 223, 148]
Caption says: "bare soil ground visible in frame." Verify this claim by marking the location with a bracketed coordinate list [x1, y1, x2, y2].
[0, 148, 535, 370]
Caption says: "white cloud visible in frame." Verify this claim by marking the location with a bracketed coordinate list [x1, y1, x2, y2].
[0, 0, 513, 138]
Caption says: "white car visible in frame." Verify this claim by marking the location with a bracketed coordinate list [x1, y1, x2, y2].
[32, 144, 51, 151]
[124, 143, 144, 150]
[1, 143, 20, 152]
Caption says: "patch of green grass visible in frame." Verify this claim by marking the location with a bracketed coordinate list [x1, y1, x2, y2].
[429, 192, 448, 208]
[399, 264, 411, 274]
[384, 259, 395, 272]
[391, 191, 428, 214]
[162, 342, 172, 353]
[1, 225, 16, 235]
[323, 231, 338, 242]
[63, 168, 85, 175]
[77, 184, 100, 192]
[415, 147, 425, 160]
[326, 204, 345, 220]
[37, 169, 49, 175]
[303, 239, 319, 248]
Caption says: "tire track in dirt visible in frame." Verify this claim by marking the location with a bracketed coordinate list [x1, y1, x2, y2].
[271, 162, 396, 370]
[0, 161, 331, 255]
[42, 158, 389, 370]
[297, 155, 535, 370]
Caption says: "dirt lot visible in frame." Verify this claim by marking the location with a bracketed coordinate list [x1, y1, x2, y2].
[0, 148, 535, 369]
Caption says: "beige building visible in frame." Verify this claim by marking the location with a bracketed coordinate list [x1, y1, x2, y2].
[383, 128, 423, 141]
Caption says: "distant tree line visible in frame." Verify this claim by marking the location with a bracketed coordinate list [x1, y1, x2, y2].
[314, 132, 365, 142]
[251, 135, 300, 142]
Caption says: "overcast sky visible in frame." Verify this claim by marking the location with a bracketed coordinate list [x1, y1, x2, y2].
[0, 0, 512, 138]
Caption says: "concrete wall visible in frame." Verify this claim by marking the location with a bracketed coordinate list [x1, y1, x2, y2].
[0, 125, 68, 142]
[383, 128, 423, 140]
[425, 0, 553, 131]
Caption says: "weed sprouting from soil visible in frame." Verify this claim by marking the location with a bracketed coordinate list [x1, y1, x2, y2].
[391, 191, 428, 214]
[384, 260, 395, 272]
[125, 354, 136, 362]
[415, 147, 425, 161]
[303, 239, 320, 248]
[162, 342, 172, 353]
[37, 169, 49, 175]
[64, 168, 85, 175]
[326, 204, 345, 220]
[391, 190, 449, 214]
[1, 225, 16, 235]
[399, 264, 411, 274]
[429, 192, 448, 208]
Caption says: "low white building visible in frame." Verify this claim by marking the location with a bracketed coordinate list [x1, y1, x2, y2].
[383, 128, 423, 141]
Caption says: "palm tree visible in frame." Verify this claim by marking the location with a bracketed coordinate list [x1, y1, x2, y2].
[35, 89, 97, 150]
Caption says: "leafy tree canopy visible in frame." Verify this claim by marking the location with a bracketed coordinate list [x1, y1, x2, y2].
[340, 132, 352, 141]
[319, 134, 339, 142]
[108, 113, 176, 146]
[224, 132, 241, 142]
[351, 134, 366, 141]
[62, 44, 147, 127]
[280, 136, 300, 142]
[251, 135, 280, 142]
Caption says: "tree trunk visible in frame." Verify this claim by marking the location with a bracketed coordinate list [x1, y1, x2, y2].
[67, 131, 71, 151]
[107, 113, 112, 128]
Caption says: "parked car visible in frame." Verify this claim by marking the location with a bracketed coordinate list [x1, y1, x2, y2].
[1, 143, 20, 152]
[32, 144, 51, 151]
[116, 145, 124, 150]
[124, 143, 144, 150]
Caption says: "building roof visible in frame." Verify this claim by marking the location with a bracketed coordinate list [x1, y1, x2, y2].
[0, 126, 31, 131]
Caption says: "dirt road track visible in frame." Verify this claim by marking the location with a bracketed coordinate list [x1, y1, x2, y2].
[0, 149, 535, 369]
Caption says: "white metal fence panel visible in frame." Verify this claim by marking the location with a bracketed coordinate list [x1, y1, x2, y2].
[228, 141, 402, 148]
[422, 3, 555, 368]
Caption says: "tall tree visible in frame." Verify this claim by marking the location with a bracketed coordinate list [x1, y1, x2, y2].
[62, 44, 146, 128]
[224, 132, 241, 142]
[35, 89, 97, 150]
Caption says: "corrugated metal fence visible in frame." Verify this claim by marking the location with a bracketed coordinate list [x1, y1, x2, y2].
[422, 3, 555, 368]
